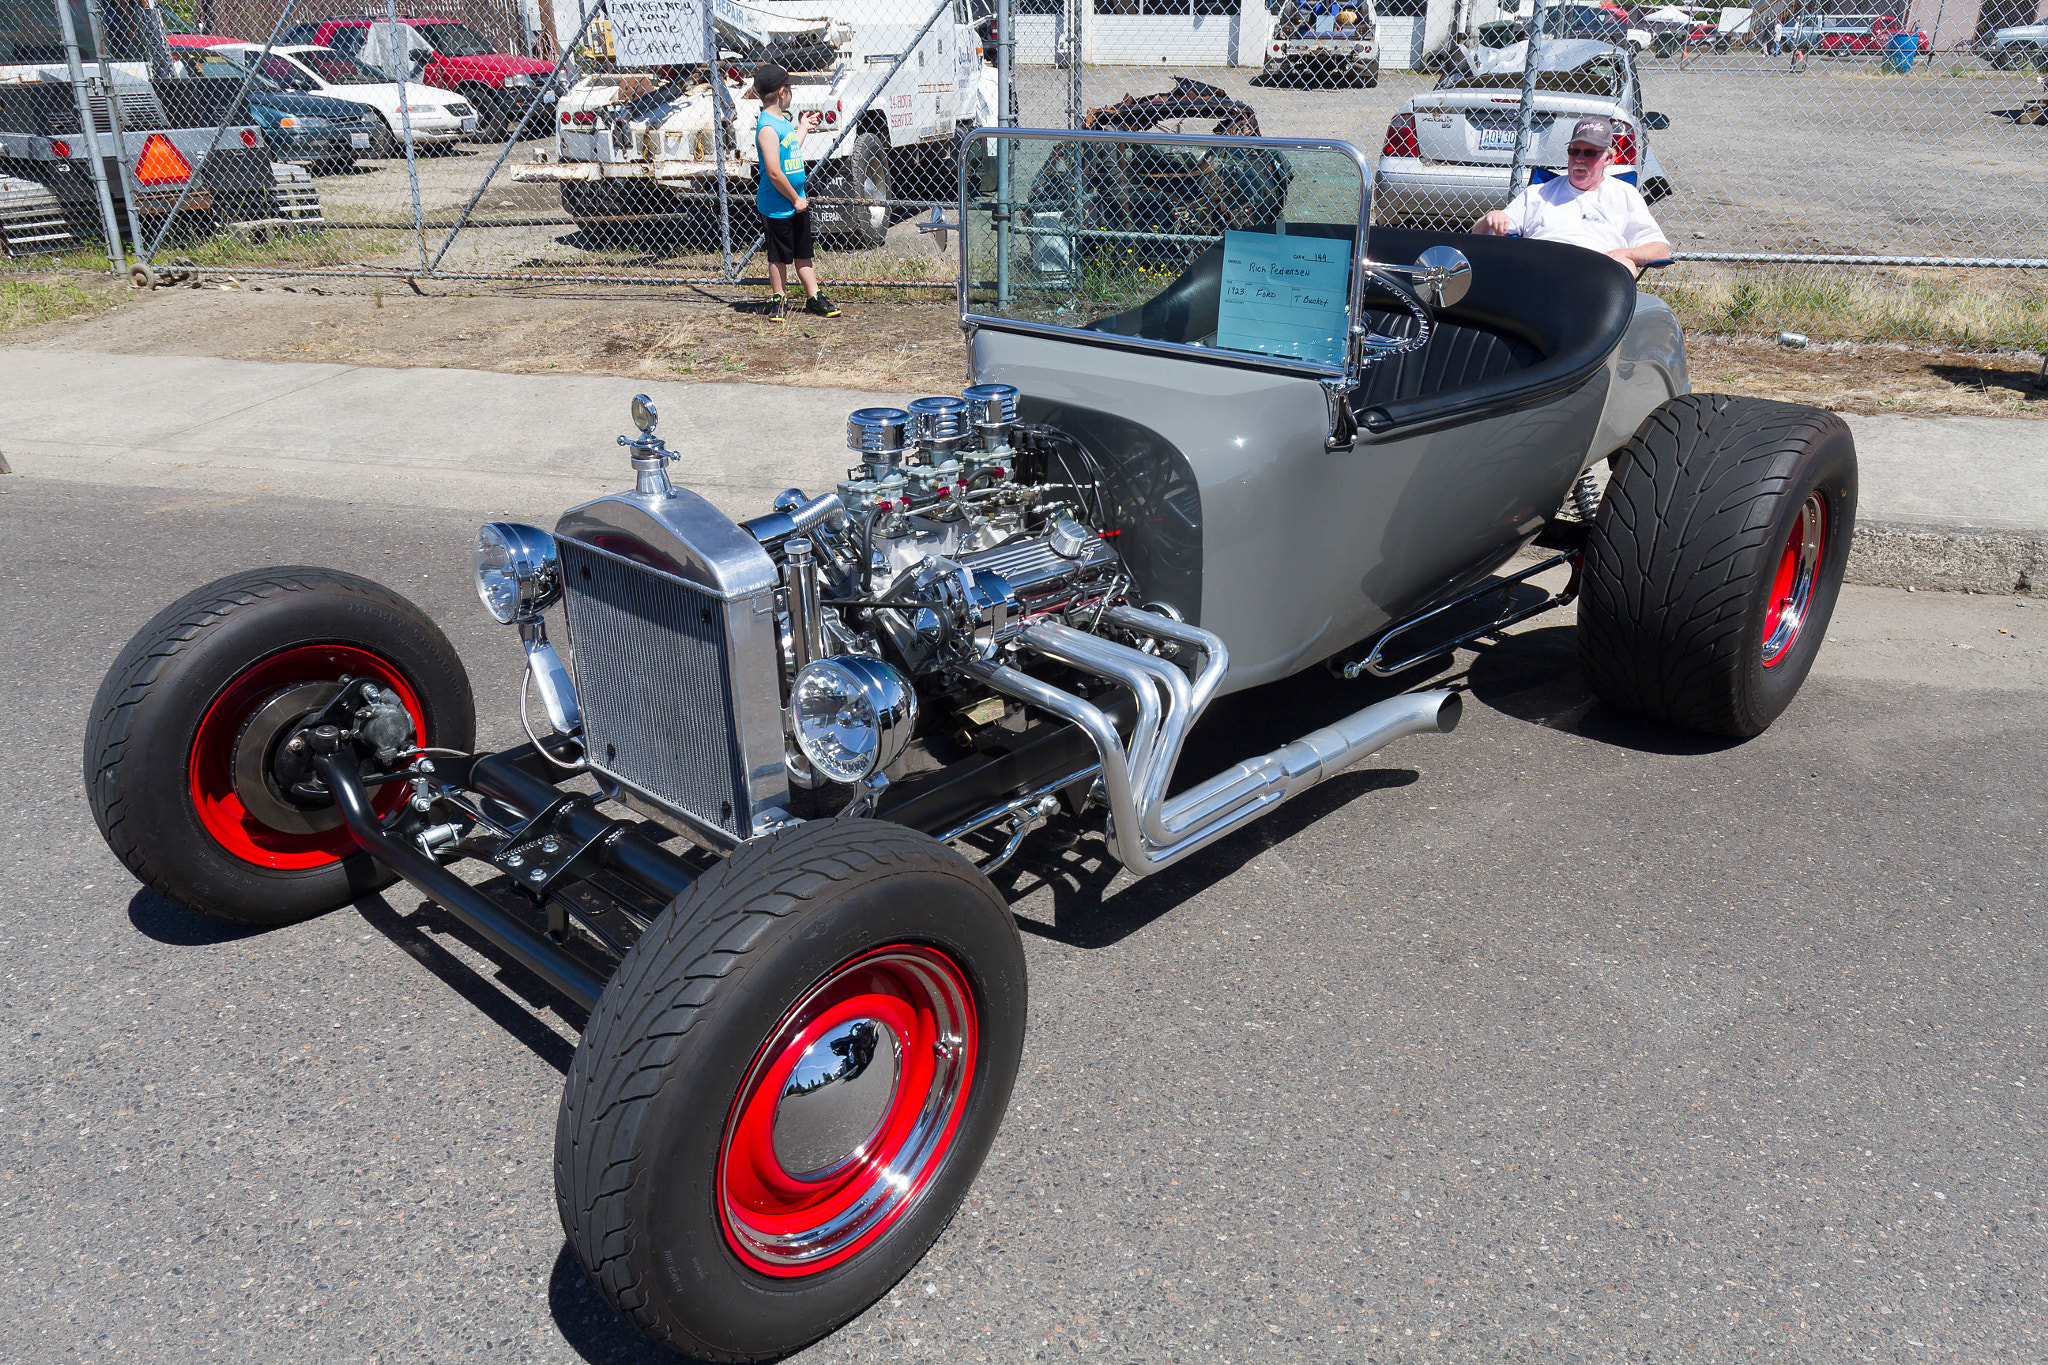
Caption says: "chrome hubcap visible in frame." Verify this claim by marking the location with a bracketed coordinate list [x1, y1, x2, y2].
[772, 1018, 901, 1180]
[1762, 492, 1826, 667]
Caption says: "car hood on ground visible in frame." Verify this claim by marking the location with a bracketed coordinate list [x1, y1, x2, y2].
[1991, 23, 2048, 40]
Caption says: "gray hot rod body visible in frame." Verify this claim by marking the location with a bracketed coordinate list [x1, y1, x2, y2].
[968, 230, 1688, 694]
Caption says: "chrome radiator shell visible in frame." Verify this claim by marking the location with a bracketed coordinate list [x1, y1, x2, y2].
[555, 490, 788, 847]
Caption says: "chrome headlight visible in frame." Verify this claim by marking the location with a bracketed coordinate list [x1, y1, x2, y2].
[504, 73, 534, 87]
[475, 522, 562, 624]
[790, 656, 916, 785]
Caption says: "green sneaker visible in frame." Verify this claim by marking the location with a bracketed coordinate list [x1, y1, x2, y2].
[803, 292, 841, 318]
[764, 293, 787, 322]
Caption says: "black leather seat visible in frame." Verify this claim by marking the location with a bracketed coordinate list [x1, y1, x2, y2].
[1086, 244, 1225, 345]
[1085, 224, 1637, 434]
[1350, 305, 1544, 409]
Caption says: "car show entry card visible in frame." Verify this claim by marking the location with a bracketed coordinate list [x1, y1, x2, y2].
[1215, 230, 1352, 368]
[608, 0, 710, 66]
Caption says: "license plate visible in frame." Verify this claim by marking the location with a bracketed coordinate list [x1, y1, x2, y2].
[461, 117, 477, 132]
[1477, 126, 1516, 151]
[350, 132, 371, 149]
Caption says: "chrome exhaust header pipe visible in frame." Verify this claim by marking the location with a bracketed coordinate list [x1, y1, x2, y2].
[964, 609, 1459, 875]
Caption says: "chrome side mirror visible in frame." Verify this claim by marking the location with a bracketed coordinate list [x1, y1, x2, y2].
[1414, 245, 1472, 308]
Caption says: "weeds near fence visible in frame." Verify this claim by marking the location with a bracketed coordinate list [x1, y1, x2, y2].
[0, 275, 127, 334]
[1649, 264, 2048, 350]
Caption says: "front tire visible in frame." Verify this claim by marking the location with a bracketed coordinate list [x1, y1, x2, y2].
[1578, 395, 1857, 737]
[555, 819, 1026, 1362]
[83, 568, 475, 924]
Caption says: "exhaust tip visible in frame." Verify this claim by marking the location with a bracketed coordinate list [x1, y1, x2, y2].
[1435, 691, 1463, 733]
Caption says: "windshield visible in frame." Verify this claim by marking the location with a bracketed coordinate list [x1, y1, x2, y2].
[1438, 60, 1627, 97]
[966, 130, 1369, 372]
[296, 46, 385, 84]
[412, 21, 498, 55]
[192, 51, 285, 90]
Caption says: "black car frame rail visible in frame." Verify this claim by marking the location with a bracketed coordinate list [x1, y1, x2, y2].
[311, 684, 1140, 1012]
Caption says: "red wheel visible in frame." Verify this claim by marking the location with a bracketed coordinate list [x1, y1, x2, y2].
[188, 645, 426, 869]
[718, 944, 978, 1276]
[556, 819, 1026, 1361]
[1761, 492, 1826, 668]
[85, 568, 473, 925]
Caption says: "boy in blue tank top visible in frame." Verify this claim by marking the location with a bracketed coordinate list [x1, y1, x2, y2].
[749, 62, 840, 321]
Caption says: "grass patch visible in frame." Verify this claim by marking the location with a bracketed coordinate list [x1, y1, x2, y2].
[0, 273, 128, 333]
[1646, 264, 2048, 350]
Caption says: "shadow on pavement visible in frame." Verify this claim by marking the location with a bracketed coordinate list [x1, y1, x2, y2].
[999, 766, 1419, 950]
[549, 1243, 708, 1364]
[1464, 623, 1746, 756]
[353, 887, 584, 1074]
[126, 887, 273, 945]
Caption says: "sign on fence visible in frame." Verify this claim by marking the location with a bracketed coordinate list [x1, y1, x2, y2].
[608, 0, 710, 66]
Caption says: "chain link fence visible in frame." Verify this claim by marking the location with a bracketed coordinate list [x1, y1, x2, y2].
[3, 0, 2045, 345]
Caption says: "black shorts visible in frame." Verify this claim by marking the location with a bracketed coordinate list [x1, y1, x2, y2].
[763, 210, 813, 265]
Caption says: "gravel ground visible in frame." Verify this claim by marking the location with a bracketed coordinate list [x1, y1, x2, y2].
[8, 274, 2047, 418]
[3, 469, 2044, 1363]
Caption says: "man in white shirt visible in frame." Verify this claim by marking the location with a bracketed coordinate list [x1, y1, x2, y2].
[1471, 116, 1671, 277]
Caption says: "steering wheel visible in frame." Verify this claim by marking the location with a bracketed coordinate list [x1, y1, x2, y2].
[1358, 267, 1435, 362]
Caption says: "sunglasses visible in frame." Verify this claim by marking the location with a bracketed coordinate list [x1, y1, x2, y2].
[1566, 146, 1607, 159]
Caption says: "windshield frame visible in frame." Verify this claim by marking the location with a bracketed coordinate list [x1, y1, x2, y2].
[958, 127, 1378, 385]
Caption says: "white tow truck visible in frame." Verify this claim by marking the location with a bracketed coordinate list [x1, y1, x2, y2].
[1260, 0, 1379, 87]
[515, 0, 995, 250]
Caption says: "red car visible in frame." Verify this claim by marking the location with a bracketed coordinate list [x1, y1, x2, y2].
[1817, 13, 1931, 52]
[274, 16, 558, 139]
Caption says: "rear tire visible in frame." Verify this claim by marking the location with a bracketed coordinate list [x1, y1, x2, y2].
[1577, 395, 1857, 737]
[555, 818, 1026, 1362]
[83, 568, 475, 924]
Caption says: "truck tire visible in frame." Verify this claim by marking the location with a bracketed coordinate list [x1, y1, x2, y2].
[460, 84, 501, 140]
[1577, 395, 1856, 738]
[564, 181, 632, 246]
[83, 568, 475, 924]
[555, 818, 1027, 1362]
[816, 132, 891, 249]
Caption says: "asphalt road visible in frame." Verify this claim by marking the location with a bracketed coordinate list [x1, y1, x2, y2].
[3, 469, 2044, 1363]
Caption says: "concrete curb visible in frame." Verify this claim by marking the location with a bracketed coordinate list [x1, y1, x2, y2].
[1848, 520, 2043, 596]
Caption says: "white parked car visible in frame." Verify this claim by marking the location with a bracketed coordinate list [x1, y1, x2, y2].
[1375, 38, 1673, 229]
[208, 43, 478, 155]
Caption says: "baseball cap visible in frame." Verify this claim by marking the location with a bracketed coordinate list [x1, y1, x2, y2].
[1568, 115, 1614, 149]
[746, 62, 789, 100]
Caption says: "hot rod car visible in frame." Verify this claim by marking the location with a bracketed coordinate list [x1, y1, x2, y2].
[84, 128, 1855, 1360]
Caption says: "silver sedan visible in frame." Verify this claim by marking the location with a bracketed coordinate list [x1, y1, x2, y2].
[1373, 39, 1674, 229]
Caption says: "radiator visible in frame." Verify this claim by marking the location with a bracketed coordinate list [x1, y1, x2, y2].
[558, 539, 752, 841]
